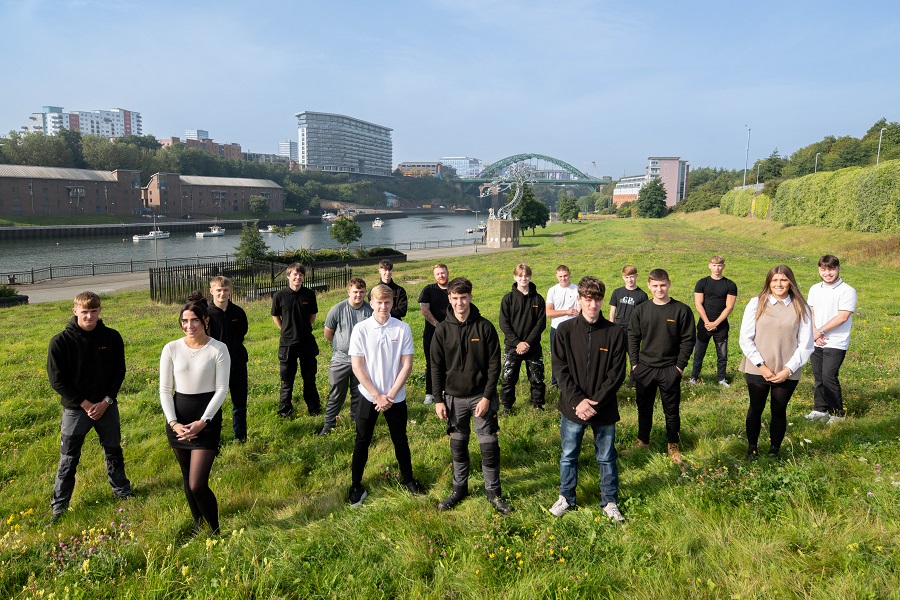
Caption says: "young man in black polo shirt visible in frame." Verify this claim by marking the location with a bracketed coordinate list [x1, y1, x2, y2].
[431, 278, 510, 514]
[271, 263, 321, 417]
[689, 255, 738, 387]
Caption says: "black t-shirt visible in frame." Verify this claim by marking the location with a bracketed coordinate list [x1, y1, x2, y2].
[271, 286, 318, 348]
[418, 283, 449, 331]
[609, 286, 649, 327]
[694, 276, 738, 322]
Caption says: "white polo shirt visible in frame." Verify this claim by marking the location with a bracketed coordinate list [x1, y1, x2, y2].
[808, 278, 857, 351]
[546, 283, 579, 329]
[348, 315, 414, 403]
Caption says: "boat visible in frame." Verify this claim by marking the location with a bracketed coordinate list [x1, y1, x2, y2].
[372, 217, 384, 228]
[258, 224, 277, 233]
[321, 212, 337, 222]
[196, 225, 225, 238]
[476, 221, 487, 232]
[133, 218, 170, 241]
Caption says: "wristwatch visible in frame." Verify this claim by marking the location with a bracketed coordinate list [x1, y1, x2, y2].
[103, 396, 113, 405]
[755, 361, 765, 368]
[203, 418, 212, 425]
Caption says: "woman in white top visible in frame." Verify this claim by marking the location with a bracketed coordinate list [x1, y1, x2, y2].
[159, 292, 231, 535]
[738, 265, 814, 458]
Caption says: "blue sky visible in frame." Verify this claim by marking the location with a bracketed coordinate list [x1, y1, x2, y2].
[2, 0, 897, 178]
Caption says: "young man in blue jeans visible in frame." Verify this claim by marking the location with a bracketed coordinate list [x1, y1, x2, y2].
[549, 276, 627, 522]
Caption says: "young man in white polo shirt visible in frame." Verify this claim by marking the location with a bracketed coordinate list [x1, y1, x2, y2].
[545, 265, 579, 386]
[348, 284, 424, 506]
[806, 255, 857, 425]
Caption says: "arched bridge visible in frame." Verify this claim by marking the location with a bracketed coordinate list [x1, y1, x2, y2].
[466, 153, 610, 185]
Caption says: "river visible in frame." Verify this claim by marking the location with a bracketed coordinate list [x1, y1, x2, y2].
[0, 214, 487, 272]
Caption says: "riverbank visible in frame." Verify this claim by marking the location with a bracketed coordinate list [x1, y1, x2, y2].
[12, 242, 513, 303]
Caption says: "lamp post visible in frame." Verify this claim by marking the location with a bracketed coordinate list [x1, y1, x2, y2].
[756, 163, 760, 185]
[877, 127, 887, 164]
[815, 152, 821, 173]
[743, 126, 751, 186]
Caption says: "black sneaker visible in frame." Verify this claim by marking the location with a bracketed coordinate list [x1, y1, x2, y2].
[748, 445, 759, 461]
[317, 427, 332, 437]
[489, 496, 512, 515]
[308, 406, 322, 417]
[532, 404, 545, 412]
[437, 489, 468, 511]
[116, 490, 136, 500]
[403, 479, 426, 495]
[348, 485, 367, 507]
[47, 513, 64, 527]
[768, 447, 780, 457]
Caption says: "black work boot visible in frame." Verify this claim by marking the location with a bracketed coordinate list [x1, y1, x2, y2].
[437, 487, 468, 511]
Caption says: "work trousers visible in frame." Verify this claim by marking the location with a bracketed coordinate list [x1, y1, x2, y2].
[634, 363, 683, 444]
[810, 347, 847, 416]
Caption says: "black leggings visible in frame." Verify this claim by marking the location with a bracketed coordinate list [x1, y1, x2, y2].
[173, 448, 219, 535]
[745, 375, 799, 450]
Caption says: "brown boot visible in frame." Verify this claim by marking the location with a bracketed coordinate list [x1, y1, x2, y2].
[620, 439, 650, 457]
[667, 442, 683, 465]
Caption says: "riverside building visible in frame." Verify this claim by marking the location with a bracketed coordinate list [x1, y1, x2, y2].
[142, 173, 284, 216]
[0, 165, 142, 217]
[295, 111, 393, 177]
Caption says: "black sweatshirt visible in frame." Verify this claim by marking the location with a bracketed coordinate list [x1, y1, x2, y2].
[430, 304, 501, 401]
[627, 299, 696, 370]
[47, 317, 126, 409]
[208, 301, 249, 363]
[552, 314, 627, 426]
[368, 279, 408, 320]
[499, 282, 546, 351]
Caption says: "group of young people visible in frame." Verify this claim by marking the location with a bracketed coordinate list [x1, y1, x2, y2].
[46, 254, 855, 530]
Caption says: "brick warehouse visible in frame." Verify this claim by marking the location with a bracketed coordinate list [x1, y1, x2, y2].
[142, 173, 284, 217]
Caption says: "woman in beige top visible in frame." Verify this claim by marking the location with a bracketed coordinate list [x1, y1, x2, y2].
[738, 265, 814, 458]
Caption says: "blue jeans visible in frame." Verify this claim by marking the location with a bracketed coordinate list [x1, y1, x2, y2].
[559, 415, 618, 507]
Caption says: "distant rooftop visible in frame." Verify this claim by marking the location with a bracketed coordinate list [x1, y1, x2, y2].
[0, 164, 128, 181]
[178, 175, 282, 188]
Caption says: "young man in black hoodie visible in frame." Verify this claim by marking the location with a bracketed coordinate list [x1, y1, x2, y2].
[431, 278, 510, 514]
[499, 264, 547, 411]
[47, 292, 134, 524]
[627, 269, 696, 464]
[550, 276, 627, 521]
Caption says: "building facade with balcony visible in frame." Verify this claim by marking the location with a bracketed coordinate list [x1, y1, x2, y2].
[296, 111, 393, 177]
[22, 106, 142, 138]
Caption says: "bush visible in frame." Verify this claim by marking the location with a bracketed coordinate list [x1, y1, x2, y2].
[0, 285, 17, 298]
[616, 202, 633, 218]
[719, 189, 755, 217]
[359, 246, 404, 258]
[751, 194, 771, 219]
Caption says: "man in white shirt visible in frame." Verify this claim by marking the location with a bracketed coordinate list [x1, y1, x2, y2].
[347, 284, 425, 506]
[806, 255, 857, 425]
[545, 265, 579, 386]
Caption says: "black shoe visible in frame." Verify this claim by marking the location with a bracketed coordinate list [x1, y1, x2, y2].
[308, 406, 322, 417]
[748, 445, 759, 460]
[499, 405, 513, 416]
[348, 485, 367, 507]
[278, 410, 293, 419]
[317, 427, 332, 437]
[116, 490, 136, 500]
[46, 513, 64, 527]
[532, 404, 545, 411]
[437, 489, 468, 511]
[489, 496, 512, 515]
[403, 478, 426, 495]
[768, 447, 780, 457]
[236, 437, 247, 444]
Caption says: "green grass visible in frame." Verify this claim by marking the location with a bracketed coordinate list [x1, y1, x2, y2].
[2, 210, 899, 598]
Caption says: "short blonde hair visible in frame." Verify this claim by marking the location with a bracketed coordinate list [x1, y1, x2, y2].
[370, 283, 393, 301]
[514, 263, 532, 277]
[209, 276, 232, 289]
[73, 291, 101, 309]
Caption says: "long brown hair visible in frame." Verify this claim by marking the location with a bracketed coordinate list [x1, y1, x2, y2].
[755, 265, 810, 323]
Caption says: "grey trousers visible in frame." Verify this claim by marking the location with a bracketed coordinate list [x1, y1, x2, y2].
[52, 405, 132, 514]
[322, 361, 361, 430]
[445, 393, 502, 497]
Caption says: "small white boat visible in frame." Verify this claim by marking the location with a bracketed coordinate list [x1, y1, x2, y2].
[133, 229, 169, 241]
[321, 212, 337, 222]
[372, 217, 384, 228]
[476, 221, 487, 232]
[196, 225, 225, 238]
[259, 225, 277, 233]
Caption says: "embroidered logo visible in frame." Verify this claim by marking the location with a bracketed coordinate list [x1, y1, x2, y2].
[598, 347, 608, 352]
[470, 338, 480, 342]
[667, 319, 676, 323]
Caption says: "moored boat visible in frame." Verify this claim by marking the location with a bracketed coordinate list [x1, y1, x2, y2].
[196, 225, 225, 238]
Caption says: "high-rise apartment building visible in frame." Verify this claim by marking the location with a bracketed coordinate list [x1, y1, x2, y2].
[295, 111, 392, 177]
[440, 156, 484, 178]
[277, 140, 298, 161]
[22, 106, 142, 138]
[612, 156, 689, 207]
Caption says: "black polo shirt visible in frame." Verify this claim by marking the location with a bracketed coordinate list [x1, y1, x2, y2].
[271, 286, 318, 349]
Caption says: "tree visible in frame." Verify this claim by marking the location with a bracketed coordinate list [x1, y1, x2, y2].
[248, 195, 270, 216]
[512, 184, 550, 235]
[271, 224, 295, 254]
[235, 222, 268, 261]
[557, 194, 579, 222]
[330, 216, 362, 249]
[635, 178, 667, 218]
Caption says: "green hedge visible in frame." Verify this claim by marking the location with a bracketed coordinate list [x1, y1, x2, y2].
[772, 159, 900, 233]
[751, 193, 770, 219]
[719, 188, 755, 217]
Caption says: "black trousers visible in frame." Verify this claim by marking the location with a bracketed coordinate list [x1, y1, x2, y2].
[500, 349, 546, 408]
[691, 322, 729, 381]
[745, 374, 799, 450]
[229, 360, 248, 439]
[810, 347, 847, 416]
[634, 363, 683, 444]
[278, 345, 320, 416]
[351, 400, 414, 488]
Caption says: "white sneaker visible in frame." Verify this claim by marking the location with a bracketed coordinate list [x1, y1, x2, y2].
[718, 379, 730, 388]
[804, 410, 829, 422]
[827, 415, 846, 425]
[549, 495, 574, 517]
[688, 378, 698, 385]
[603, 502, 625, 523]
[424, 394, 435, 405]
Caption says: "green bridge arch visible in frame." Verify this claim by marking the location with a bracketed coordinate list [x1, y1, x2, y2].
[479, 153, 592, 181]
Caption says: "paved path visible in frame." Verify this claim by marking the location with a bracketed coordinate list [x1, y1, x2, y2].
[12, 245, 515, 304]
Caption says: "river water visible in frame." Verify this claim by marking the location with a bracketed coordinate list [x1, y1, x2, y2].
[0, 214, 486, 272]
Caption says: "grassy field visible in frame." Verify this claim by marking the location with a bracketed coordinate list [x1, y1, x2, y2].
[1, 210, 898, 599]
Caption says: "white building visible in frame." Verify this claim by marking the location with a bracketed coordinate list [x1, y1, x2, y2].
[295, 111, 392, 177]
[185, 129, 209, 140]
[278, 140, 298, 161]
[440, 156, 484, 178]
[612, 156, 689, 208]
[22, 106, 143, 138]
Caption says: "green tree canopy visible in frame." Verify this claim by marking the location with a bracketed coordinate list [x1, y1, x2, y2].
[235, 222, 268, 261]
[271, 224, 295, 253]
[512, 184, 550, 235]
[557, 194, 579, 222]
[635, 178, 667, 218]
[248, 195, 270, 216]
[330, 216, 362, 249]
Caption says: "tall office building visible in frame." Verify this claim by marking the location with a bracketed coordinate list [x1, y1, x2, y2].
[22, 106, 142, 138]
[277, 140, 298, 161]
[185, 129, 209, 140]
[295, 111, 392, 177]
[440, 156, 483, 178]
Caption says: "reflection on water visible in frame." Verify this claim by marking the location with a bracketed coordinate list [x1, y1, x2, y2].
[0, 214, 483, 272]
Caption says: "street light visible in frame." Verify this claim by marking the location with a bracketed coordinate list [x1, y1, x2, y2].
[756, 163, 760, 185]
[877, 127, 887, 164]
[815, 152, 821, 173]
[743, 126, 751, 186]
